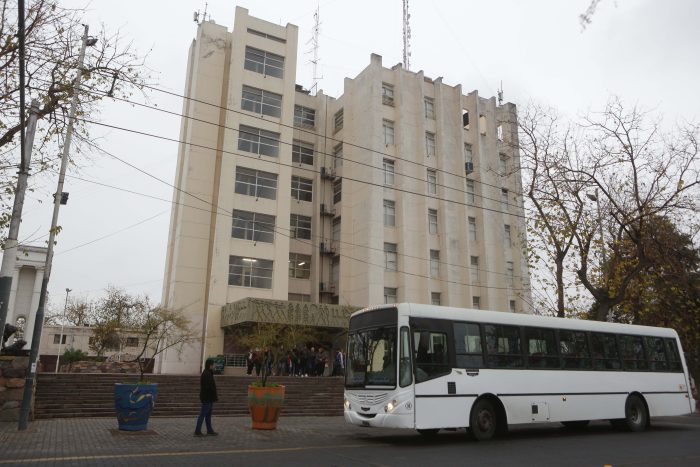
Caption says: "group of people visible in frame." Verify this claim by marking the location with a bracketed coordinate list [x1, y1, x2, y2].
[245, 346, 346, 378]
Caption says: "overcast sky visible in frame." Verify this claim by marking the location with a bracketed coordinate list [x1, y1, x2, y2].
[9, 0, 700, 312]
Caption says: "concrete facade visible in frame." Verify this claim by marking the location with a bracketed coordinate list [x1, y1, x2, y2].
[2, 245, 47, 349]
[160, 7, 532, 374]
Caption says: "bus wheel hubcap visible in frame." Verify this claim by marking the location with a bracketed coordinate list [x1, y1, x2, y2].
[478, 410, 492, 431]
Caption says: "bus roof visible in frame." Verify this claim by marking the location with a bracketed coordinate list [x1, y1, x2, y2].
[350, 303, 679, 339]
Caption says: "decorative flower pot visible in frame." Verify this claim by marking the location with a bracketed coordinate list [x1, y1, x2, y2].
[247, 384, 285, 430]
[114, 383, 158, 431]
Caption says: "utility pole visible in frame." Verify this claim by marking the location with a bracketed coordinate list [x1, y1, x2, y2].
[0, 100, 40, 340]
[18, 24, 94, 430]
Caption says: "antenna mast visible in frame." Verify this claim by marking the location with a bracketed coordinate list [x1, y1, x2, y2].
[310, 5, 322, 95]
[402, 0, 411, 70]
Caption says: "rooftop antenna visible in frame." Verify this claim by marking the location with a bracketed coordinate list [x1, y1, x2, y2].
[497, 80, 504, 105]
[308, 5, 322, 95]
[193, 2, 209, 24]
[402, 0, 412, 70]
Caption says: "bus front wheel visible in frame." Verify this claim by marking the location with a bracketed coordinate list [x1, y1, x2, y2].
[470, 399, 497, 441]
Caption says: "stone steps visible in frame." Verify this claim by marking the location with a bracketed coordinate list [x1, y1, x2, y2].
[34, 373, 345, 419]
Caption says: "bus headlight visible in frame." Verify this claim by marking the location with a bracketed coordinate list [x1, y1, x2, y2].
[384, 399, 398, 413]
[344, 398, 351, 410]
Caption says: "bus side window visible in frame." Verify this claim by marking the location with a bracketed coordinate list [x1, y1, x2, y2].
[559, 330, 591, 369]
[484, 324, 523, 368]
[453, 322, 484, 368]
[645, 336, 668, 372]
[524, 327, 559, 369]
[664, 339, 682, 372]
[619, 335, 648, 371]
[591, 332, 620, 370]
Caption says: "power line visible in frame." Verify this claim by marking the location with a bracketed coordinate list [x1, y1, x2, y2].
[81, 71, 531, 203]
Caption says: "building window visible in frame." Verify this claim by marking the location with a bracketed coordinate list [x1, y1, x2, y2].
[14, 316, 25, 340]
[383, 199, 396, 227]
[499, 154, 507, 175]
[238, 125, 280, 158]
[333, 143, 343, 169]
[289, 253, 311, 279]
[497, 124, 504, 141]
[501, 188, 509, 210]
[466, 179, 475, 204]
[463, 109, 470, 129]
[470, 256, 479, 282]
[332, 217, 341, 242]
[291, 176, 313, 202]
[468, 217, 477, 241]
[464, 143, 473, 164]
[472, 296, 481, 309]
[290, 214, 311, 240]
[383, 119, 395, 146]
[384, 287, 397, 304]
[382, 83, 394, 106]
[384, 243, 398, 271]
[294, 105, 315, 127]
[53, 334, 67, 345]
[509, 300, 516, 313]
[244, 46, 284, 78]
[504, 224, 511, 246]
[288, 293, 311, 302]
[424, 97, 435, 119]
[428, 209, 438, 234]
[235, 167, 278, 200]
[431, 292, 441, 306]
[232, 210, 276, 243]
[430, 249, 440, 278]
[126, 337, 139, 347]
[427, 169, 437, 195]
[241, 85, 282, 117]
[229, 255, 273, 288]
[292, 141, 314, 166]
[383, 159, 395, 186]
[334, 109, 343, 131]
[506, 261, 514, 287]
[333, 179, 342, 204]
[425, 132, 436, 157]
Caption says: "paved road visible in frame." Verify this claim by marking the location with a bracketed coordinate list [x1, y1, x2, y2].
[1, 415, 699, 466]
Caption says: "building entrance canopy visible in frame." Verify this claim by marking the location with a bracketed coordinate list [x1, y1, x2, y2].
[220, 298, 359, 329]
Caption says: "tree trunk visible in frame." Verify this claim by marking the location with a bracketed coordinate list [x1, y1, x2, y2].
[555, 257, 565, 318]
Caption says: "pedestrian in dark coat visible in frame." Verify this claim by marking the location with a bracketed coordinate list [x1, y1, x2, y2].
[194, 358, 218, 436]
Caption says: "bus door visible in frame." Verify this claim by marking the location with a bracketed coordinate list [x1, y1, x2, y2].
[412, 327, 460, 429]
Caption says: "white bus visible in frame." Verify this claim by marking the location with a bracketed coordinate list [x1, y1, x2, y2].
[343, 303, 694, 440]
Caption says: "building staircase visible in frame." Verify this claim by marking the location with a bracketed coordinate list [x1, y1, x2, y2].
[34, 373, 344, 419]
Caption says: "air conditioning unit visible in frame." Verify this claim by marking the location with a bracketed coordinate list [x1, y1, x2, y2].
[320, 166, 336, 180]
[320, 203, 335, 216]
[465, 162, 474, 174]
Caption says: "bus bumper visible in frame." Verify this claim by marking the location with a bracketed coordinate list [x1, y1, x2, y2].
[344, 410, 413, 429]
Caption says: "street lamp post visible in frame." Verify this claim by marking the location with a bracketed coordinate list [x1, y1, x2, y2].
[54, 288, 72, 373]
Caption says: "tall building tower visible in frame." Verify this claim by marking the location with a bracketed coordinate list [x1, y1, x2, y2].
[159, 7, 531, 374]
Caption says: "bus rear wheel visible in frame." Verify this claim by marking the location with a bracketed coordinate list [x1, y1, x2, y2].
[623, 394, 649, 432]
[470, 399, 497, 441]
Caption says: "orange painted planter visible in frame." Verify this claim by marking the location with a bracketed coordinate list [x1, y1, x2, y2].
[247, 384, 285, 430]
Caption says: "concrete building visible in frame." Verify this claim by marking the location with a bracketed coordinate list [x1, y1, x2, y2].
[159, 7, 532, 374]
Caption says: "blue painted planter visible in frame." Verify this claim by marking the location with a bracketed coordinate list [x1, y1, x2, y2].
[114, 383, 158, 431]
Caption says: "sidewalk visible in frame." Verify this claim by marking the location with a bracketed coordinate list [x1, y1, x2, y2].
[1, 414, 698, 466]
[0, 415, 395, 466]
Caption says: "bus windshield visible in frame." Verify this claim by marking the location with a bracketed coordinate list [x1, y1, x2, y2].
[345, 326, 397, 388]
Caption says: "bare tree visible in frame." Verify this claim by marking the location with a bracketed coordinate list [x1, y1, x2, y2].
[0, 0, 150, 232]
[521, 97, 700, 321]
